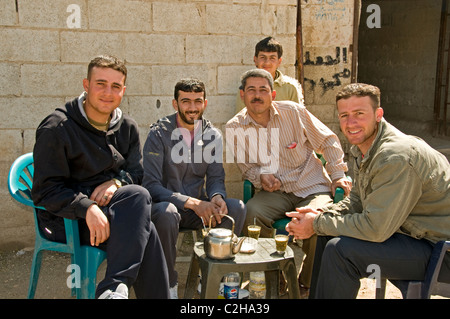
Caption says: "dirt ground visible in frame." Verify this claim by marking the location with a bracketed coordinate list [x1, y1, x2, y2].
[0, 233, 406, 300]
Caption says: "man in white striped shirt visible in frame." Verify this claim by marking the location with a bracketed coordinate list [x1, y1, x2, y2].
[225, 69, 351, 297]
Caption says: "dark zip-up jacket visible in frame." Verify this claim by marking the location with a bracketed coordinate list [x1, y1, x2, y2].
[142, 113, 226, 211]
[32, 93, 143, 221]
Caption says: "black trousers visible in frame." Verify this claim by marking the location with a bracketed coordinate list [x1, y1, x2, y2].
[151, 198, 246, 287]
[309, 233, 436, 299]
[40, 185, 170, 298]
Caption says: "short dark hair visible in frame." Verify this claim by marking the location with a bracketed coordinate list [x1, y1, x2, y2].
[87, 55, 127, 84]
[174, 78, 206, 100]
[239, 69, 274, 92]
[255, 37, 283, 59]
[336, 83, 381, 110]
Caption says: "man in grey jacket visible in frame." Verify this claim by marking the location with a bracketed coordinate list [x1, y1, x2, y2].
[286, 83, 450, 298]
[142, 78, 246, 298]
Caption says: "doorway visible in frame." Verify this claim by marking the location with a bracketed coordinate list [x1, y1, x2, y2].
[357, 0, 444, 136]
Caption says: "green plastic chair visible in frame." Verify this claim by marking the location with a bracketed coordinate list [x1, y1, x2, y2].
[243, 180, 345, 235]
[7, 153, 106, 299]
[242, 154, 348, 235]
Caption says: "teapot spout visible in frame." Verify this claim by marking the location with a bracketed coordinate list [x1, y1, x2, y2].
[232, 236, 246, 254]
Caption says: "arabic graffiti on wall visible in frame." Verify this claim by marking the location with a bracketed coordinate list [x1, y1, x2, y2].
[303, 47, 351, 94]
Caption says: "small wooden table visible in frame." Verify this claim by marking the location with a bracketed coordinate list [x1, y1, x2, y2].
[184, 238, 300, 299]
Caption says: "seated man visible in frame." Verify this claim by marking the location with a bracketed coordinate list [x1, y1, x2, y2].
[226, 69, 351, 297]
[235, 36, 303, 113]
[31, 55, 169, 299]
[286, 83, 450, 298]
[142, 78, 246, 299]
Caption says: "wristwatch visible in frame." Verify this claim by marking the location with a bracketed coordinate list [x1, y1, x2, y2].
[113, 178, 122, 188]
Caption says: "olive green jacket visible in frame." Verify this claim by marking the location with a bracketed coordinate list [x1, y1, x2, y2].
[314, 119, 450, 244]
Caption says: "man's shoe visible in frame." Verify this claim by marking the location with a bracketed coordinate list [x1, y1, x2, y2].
[299, 284, 310, 299]
[169, 283, 179, 299]
[98, 283, 128, 299]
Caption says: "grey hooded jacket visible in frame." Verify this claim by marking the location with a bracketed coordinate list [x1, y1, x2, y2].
[142, 113, 226, 211]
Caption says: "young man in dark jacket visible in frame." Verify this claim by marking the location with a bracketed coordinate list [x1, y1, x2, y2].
[142, 78, 246, 298]
[32, 55, 169, 299]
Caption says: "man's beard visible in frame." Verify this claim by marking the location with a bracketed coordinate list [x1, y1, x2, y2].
[178, 107, 203, 125]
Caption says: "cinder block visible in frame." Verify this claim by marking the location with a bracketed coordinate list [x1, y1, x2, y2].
[127, 96, 174, 128]
[153, 2, 204, 33]
[307, 104, 337, 124]
[206, 4, 261, 35]
[60, 31, 125, 63]
[21, 64, 85, 97]
[241, 35, 268, 64]
[203, 95, 236, 124]
[0, 97, 64, 129]
[151, 65, 214, 96]
[0, 130, 25, 162]
[274, 5, 297, 35]
[123, 34, 185, 64]
[23, 129, 35, 154]
[268, 0, 297, 5]
[0, 29, 59, 62]
[89, 0, 151, 32]
[224, 181, 245, 201]
[223, 162, 244, 183]
[0, 0, 17, 26]
[186, 35, 242, 64]
[0, 63, 21, 96]
[125, 65, 152, 96]
[18, 0, 87, 29]
[218, 65, 252, 95]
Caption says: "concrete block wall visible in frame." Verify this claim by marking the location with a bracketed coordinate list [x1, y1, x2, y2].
[301, 0, 355, 152]
[358, 0, 441, 133]
[0, 0, 355, 250]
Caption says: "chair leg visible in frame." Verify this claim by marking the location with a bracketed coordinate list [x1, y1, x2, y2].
[184, 254, 200, 299]
[78, 247, 106, 299]
[405, 282, 422, 299]
[375, 278, 387, 299]
[27, 249, 44, 299]
[176, 232, 186, 251]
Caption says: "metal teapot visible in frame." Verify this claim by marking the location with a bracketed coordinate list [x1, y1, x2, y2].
[203, 214, 245, 260]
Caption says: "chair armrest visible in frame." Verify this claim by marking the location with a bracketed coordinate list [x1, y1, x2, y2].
[243, 179, 255, 204]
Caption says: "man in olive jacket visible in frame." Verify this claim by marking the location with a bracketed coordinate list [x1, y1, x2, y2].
[286, 83, 450, 298]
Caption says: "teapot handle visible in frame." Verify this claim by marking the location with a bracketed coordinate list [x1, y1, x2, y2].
[208, 213, 235, 234]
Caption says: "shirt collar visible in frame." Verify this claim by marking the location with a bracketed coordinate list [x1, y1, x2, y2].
[241, 102, 279, 127]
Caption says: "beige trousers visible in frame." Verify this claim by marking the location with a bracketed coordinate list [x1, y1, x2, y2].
[244, 190, 333, 288]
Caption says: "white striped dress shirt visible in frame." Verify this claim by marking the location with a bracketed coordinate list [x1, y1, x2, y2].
[225, 100, 348, 198]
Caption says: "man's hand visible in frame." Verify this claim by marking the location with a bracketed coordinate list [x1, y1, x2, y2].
[331, 177, 352, 196]
[260, 174, 281, 192]
[184, 196, 227, 227]
[85, 204, 110, 246]
[211, 194, 228, 217]
[285, 207, 319, 240]
[90, 180, 119, 207]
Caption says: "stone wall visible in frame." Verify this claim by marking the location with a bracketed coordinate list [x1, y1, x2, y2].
[0, 0, 355, 250]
